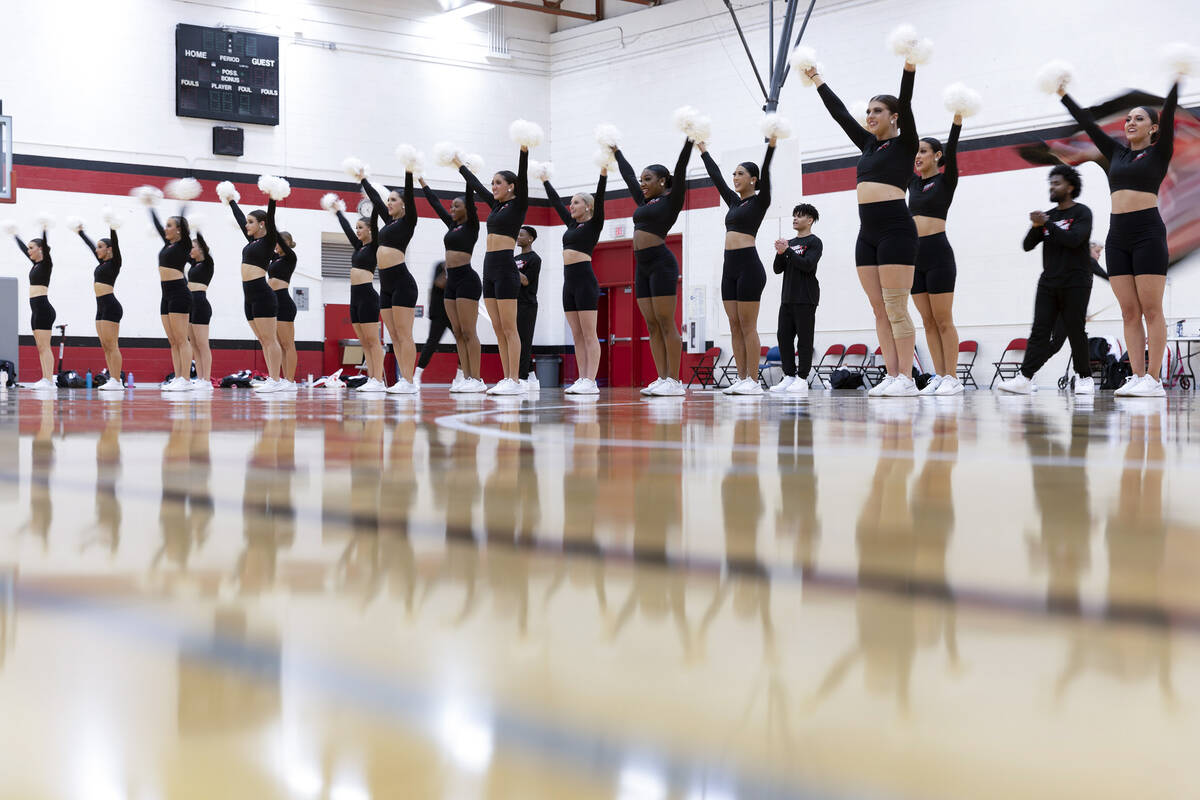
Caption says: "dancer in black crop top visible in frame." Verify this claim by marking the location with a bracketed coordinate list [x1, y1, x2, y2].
[330, 195, 387, 393]
[227, 195, 286, 392]
[361, 172, 420, 392]
[420, 175, 485, 392]
[11, 228, 57, 387]
[458, 147, 531, 393]
[910, 114, 965, 396]
[265, 231, 300, 386]
[544, 169, 607, 394]
[186, 231, 215, 389]
[612, 136, 694, 395]
[805, 56, 922, 398]
[148, 205, 195, 393]
[77, 223, 126, 389]
[1055, 69, 1186, 397]
[698, 136, 779, 394]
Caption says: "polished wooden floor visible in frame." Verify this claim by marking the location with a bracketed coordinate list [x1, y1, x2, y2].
[1, 385, 1198, 800]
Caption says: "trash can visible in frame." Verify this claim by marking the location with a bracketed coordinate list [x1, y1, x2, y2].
[534, 355, 561, 388]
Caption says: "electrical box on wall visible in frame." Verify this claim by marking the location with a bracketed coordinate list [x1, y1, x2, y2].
[686, 286, 706, 352]
[213, 126, 244, 157]
[293, 287, 309, 312]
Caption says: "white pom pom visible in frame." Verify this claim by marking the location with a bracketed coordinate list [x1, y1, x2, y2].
[673, 105, 712, 143]
[215, 180, 240, 205]
[464, 153, 485, 174]
[789, 45, 822, 86]
[1, 220, 18, 236]
[593, 149, 617, 170]
[258, 174, 292, 201]
[102, 207, 122, 230]
[942, 82, 982, 118]
[65, 216, 85, 233]
[35, 213, 55, 231]
[341, 156, 368, 179]
[189, 213, 207, 233]
[131, 185, 163, 206]
[165, 177, 202, 201]
[530, 160, 554, 183]
[761, 113, 793, 140]
[851, 100, 871, 129]
[433, 141, 460, 168]
[1036, 60, 1074, 94]
[594, 123, 622, 149]
[886, 25, 933, 64]
[395, 143, 423, 172]
[509, 118, 545, 149]
[1163, 42, 1200, 77]
[320, 193, 346, 213]
[907, 37, 934, 65]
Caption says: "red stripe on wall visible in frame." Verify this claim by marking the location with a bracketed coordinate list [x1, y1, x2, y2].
[15, 343, 323, 384]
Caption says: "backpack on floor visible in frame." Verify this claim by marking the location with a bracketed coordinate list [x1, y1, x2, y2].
[0, 360, 15, 387]
[830, 369, 863, 389]
[220, 369, 256, 388]
[57, 370, 87, 389]
[1088, 337, 1110, 362]
[1103, 359, 1132, 389]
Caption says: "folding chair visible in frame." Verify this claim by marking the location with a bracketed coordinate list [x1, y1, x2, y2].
[839, 343, 872, 380]
[862, 346, 886, 387]
[716, 353, 740, 387]
[990, 338, 1028, 388]
[687, 346, 722, 388]
[811, 344, 846, 388]
[757, 346, 780, 387]
[956, 340, 979, 388]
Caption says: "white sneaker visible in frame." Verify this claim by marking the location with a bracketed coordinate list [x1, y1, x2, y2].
[786, 377, 810, 396]
[576, 378, 600, 395]
[641, 378, 665, 396]
[563, 378, 579, 394]
[449, 375, 465, 392]
[97, 379, 125, 392]
[919, 375, 944, 395]
[23, 377, 57, 391]
[722, 378, 745, 395]
[651, 378, 686, 397]
[882, 374, 919, 397]
[253, 378, 282, 394]
[413, 367, 423, 387]
[934, 376, 964, 396]
[387, 377, 419, 395]
[733, 378, 764, 395]
[1113, 374, 1141, 396]
[769, 376, 796, 393]
[997, 374, 1034, 394]
[526, 373, 540, 390]
[1126, 375, 1165, 397]
[867, 375, 896, 397]
[249, 377, 267, 388]
[462, 377, 488, 394]
[163, 377, 192, 393]
[490, 378, 524, 396]
[193, 378, 215, 392]
[355, 377, 387, 393]
[1073, 376, 1095, 395]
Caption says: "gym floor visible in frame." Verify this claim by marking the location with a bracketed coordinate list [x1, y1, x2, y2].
[1, 387, 1197, 799]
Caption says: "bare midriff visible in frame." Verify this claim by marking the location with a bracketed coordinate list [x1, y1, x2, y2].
[1111, 189, 1158, 215]
[350, 268, 374, 286]
[94, 283, 114, 297]
[724, 231, 756, 250]
[913, 216, 946, 237]
[563, 249, 590, 265]
[378, 245, 406, 270]
[240, 264, 266, 281]
[857, 182, 906, 204]
[160, 266, 186, 281]
[486, 233, 515, 252]
[445, 251, 472, 269]
[267, 278, 288, 291]
[633, 231, 664, 250]
[29, 286, 48, 298]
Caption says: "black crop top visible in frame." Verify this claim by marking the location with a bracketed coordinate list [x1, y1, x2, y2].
[268, 234, 296, 283]
[544, 173, 607, 256]
[817, 67, 918, 191]
[615, 138, 693, 238]
[336, 208, 380, 274]
[460, 149, 528, 241]
[515, 251, 541, 305]
[362, 173, 418, 253]
[1061, 84, 1177, 196]
[908, 122, 960, 221]
[424, 182, 480, 255]
[151, 209, 191, 270]
[14, 232, 52, 287]
[78, 228, 122, 287]
[188, 232, 214, 285]
[701, 143, 775, 235]
[229, 199, 278, 269]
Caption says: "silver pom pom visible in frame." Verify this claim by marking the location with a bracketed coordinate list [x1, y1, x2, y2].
[1163, 42, 1200, 77]
[509, 118, 545, 149]
[165, 177, 203, 201]
[789, 45, 822, 87]
[942, 82, 983, 118]
[530, 160, 554, 183]
[102, 207, 122, 230]
[65, 216, 85, 233]
[131, 185, 163, 206]
[341, 156, 368, 179]
[1036, 60, 1075, 94]
[594, 123, 622, 149]
[761, 113, 793, 140]
[216, 180, 240, 205]
[320, 193, 347, 213]
[258, 174, 292, 201]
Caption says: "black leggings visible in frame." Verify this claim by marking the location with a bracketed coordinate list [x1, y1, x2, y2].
[720, 247, 767, 302]
[444, 265, 482, 301]
[518, 302, 537, 377]
[388, 264, 418, 308]
[160, 278, 192, 315]
[1048, 281, 1093, 358]
[349, 282, 381, 324]
[242, 277, 277, 321]
[30, 296, 56, 331]
[635, 244, 678, 298]
[563, 261, 600, 312]
[418, 314, 452, 370]
[1105, 207, 1168, 277]
[482, 251, 521, 300]
[912, 232, 957, 294]
[1022, 282, 1091, 379]
[275, 288, 297, 322]
[778, 303, 816, 379]
[95, 293, 123, 323]
[190, 290, 212, 325]
[855, 199, 919, 267]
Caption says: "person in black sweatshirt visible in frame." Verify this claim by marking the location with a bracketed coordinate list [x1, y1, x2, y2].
[514, 226, 541, 385]
[998, 165, 1094, 395]
[1048, 242, 1108, 360]
[770, 204, 822, 397]
[415, 261, 458, 385]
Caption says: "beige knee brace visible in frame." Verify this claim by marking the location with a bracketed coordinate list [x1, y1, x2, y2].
[882, 288, 915, 339]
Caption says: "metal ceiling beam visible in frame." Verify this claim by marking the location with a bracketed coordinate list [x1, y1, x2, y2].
[478, 0, 598, 20]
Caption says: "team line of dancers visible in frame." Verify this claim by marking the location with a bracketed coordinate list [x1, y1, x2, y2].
[7, 27, 1192, 398]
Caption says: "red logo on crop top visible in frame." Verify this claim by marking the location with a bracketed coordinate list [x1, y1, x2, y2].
[878, 141, 891, 151]
[1045, 218, 1073, 236]
[1134, 151, 1148, 161]
[922, 182, 936, 192]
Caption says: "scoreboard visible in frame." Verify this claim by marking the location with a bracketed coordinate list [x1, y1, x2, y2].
[175, 24, 280, 126]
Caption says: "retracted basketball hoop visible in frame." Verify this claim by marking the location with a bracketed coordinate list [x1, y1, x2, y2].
[0, 101, 12, 203]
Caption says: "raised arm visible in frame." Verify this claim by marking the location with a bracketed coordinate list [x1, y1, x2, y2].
[360, 178, 388, 218]
[403, 171, 417, 229]
[757, 142, 776, 208]
[1043, 204, 1092, 249]
[898, 65, 918, 152]
[816, 80, 874, 150]
[274, 229, 293, 261]
[421, 181, 455, 228]
[1157, 81, 1178, 161]
[12, 235, 31, 263]
[592, 172, 607, 228]
[668, 138, 694, 216]
[195, 231, 211, 264]
[77, 229, 97, 256]
[700, 150, 739, 207]
[542, 179, 575, 227]
[464, 182, 479, 226]
[459, 163, 496, 210]
[1060, 94, 1117, 161]
[613, 148, 646, 205]
[1023, 223, 1044, 252]
[150, 209, 168, 244]
[516, 148, 529, 207]
[335, 210, 362, 250]
[228, 200, 252, 242]
[265, 199, 278, 248]
[943, 120, 962, 190]
[109, 229, 122, 269]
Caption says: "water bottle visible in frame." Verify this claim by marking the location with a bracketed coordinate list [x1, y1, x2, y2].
[126, 372, 135, 388]
[85, 370, 93, 389]
[1177, 320, 1185, 337]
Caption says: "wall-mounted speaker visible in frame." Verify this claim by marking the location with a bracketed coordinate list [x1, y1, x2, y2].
[212, 126, 244, 157]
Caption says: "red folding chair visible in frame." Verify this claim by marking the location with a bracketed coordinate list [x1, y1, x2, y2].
[687, 346, 722, 388]
[990, 338, 1028, 387]
[811, 344, 846, 388]
[956, 340, 979, 388]
[839, 343, 872, 379]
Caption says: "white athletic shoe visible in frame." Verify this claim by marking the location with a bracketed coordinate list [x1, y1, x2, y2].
[770, 376, 795, 393]
[489, 378, 524, 396]
[733, 378, 764, 395]
[194, 378, 216, 392]
[1113, 374, 1141, 396]
[387, 378, 419, 395]
[253, 378, 282, 394]
[163, 377, 192, 393]
[786, 377, 810, 396]
[23, 378, 57, 391]
[641, 378, 665, 396]
[651, 378, 686, 397]
[526, 373, 540, 391]
[249, 377, 267, 388]
[563, 378, 579, 394]
[882, 374, 919, 397]
[1073, 376, 1095, 395]
[934, 376, 964, 396]
[997, 374, 1035, 394]
[576, 378, 600, 395]
[722, 378, 745, 395]
[355, 378, 387, 393]
[449, 375, 465, 392]
[97, 379, 125, 393]
[867, 375, 896, 397]
[413, 367, 423, 387]
[462, 377, 488, 394]
[1126, 374, 1165, 397]
[919, 375, 944, 395]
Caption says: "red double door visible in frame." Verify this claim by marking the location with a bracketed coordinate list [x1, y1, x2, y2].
[592, 235, 683, 388]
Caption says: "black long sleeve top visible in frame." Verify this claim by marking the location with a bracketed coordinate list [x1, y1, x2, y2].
[79, 228, 122, 287]
[700, 143, 775, 235]
[773, 234, 822, 304]
[543, 173, 607, 256]
[817, 68, 918, 191]
[515, 251, 541, 305]
[1061, 84, 1178, 195]
[423, 182, 479, 255]
[14, 231, 52, 287]
[614, 139, 693, 238]
[908, 122, 961, 220]
[187, 232, 214, 285]
[267, 233, 296, 283]
[229, 199, 278, 269]
[151, 210, 190, 270]
[1023, 203, 1094, 288]
[336, 207, 380, 274]
[362, 173, 418, 252]
[460, 149, 529, 240]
